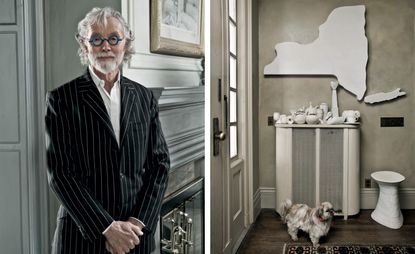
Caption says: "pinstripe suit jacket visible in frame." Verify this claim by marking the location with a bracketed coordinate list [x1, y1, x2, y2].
[45, 70, 170, 254]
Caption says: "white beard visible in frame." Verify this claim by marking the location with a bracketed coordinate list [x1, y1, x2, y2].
[88, 51, 123, 74]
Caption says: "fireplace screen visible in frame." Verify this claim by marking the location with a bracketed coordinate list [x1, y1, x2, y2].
[160, 178, 204, 254]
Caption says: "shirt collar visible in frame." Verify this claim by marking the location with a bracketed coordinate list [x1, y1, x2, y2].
[88, 66, 121, 88]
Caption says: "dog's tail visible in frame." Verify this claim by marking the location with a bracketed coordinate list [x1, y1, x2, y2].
[279, 199, 293, 223]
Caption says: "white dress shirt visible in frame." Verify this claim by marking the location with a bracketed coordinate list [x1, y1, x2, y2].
[89, 66, 121, 145]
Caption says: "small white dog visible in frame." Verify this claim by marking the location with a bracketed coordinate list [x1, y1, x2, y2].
[280, 199, 334, 247]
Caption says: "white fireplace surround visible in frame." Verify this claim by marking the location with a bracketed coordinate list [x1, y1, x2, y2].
[156, 86, 205, 170]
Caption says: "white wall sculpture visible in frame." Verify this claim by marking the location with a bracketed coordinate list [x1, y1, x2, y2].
[364, 88, 406, 104]
[264, 5, 368, 100]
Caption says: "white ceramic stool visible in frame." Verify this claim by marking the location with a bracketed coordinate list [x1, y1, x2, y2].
[371, 171, 405, 229]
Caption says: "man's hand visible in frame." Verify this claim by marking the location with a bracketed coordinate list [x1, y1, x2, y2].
[103, 221, 143, 254]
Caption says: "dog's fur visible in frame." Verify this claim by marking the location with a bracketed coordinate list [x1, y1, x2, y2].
[280, 199, 334, 247]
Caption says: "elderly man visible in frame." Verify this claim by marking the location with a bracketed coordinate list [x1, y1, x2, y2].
[45, 7, 170, 254]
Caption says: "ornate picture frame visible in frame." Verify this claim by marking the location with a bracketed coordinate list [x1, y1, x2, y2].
[150, 0, 204, 58]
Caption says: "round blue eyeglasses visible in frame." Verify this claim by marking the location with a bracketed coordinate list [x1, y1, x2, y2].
[88, 35, 124, 46]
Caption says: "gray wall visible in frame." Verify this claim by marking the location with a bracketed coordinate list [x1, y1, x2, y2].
[45, 0, 120, 91]
[258, 0, 415, 189]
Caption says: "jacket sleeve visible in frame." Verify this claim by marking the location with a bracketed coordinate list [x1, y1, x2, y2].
[45, 91, 113, 241]
[132, 92, 170, 234]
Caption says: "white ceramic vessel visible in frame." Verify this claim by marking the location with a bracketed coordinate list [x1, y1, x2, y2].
[306, 114, 319, 124]
[294, 114, 306, 124]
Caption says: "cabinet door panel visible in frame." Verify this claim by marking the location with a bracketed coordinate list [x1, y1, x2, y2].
[292, 129, 315, 206]
[320, 129, 343, 212]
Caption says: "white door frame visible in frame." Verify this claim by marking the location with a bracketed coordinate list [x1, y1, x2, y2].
[30, 0, 49, 253]
[230, 0, 255, 252]
[244, 0, 255, 226]
[207, 1, 225, 253]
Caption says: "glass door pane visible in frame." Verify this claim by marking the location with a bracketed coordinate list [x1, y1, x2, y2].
[229, 56, 236, 89]
[230, 125, 237, 158]
[229, 0, 236, 22]
[229, 90, 237, 123]
[229, 22, 237, 56]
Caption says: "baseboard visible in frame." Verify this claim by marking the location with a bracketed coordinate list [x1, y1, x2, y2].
[260, 187, 415, 210]
[259, 187, 276, 209]
[253, 188, 261, 220]
[232, 227, 250, 254]
[359, 188, 378, 209]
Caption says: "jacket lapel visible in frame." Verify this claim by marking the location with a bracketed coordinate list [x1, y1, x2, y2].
[77, 71, 118, 144]
[120, 77, 137, 145]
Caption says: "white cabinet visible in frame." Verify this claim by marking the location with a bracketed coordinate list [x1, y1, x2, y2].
[275, 124, 360, 219]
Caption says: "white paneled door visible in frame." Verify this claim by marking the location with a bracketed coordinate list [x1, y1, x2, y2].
[210, 0, 252, 253]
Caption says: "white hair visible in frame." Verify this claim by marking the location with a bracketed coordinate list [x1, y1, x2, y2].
[75, 7, 135, 65]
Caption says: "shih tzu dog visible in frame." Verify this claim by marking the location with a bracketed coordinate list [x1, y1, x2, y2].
[280, 199, 334, 247]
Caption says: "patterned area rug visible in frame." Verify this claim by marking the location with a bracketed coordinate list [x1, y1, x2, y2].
[283, 243, 415, 254]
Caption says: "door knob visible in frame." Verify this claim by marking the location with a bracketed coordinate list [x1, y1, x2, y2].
[213, 118, 226, 156]
[214, 131, 226, 141]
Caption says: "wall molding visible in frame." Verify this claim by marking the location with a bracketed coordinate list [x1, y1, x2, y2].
[259, 187, 415, 210]
[129, 52, 202, 71]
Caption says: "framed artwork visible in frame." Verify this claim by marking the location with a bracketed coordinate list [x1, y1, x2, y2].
[150, 0, 204, 58]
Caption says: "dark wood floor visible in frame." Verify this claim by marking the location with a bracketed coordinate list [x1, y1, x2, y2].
[236, 209, 415, 254]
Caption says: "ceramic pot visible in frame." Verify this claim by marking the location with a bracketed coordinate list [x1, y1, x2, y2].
[306, 102, 318, 115]
[294, 114, 306, 124]
[306, 114, 319, 124]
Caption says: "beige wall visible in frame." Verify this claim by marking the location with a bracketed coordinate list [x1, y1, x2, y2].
[252, 0, 260, 194]
[258, 0, 415, 189]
